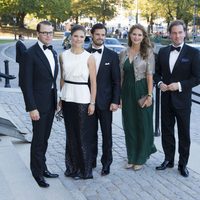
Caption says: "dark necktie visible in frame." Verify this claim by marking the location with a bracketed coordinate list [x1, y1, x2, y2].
[43, 45, 53, 51]
[170, 46, 181, 52]
[91, 48, 102, 54]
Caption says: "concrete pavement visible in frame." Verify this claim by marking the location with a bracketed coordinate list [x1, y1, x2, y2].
[1, 41, 200, 200]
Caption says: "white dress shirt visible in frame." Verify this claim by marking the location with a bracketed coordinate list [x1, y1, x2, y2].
[169, 43, 184, 91]
[38, 40, 55, 76]
[91, 45, 104, 74]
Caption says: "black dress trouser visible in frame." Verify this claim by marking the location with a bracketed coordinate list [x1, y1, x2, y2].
[30, 91, 55, 178]
[161, 100, 191, 167]
[92, 107, 113, 169]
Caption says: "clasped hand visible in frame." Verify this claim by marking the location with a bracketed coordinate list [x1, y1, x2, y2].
[160, 82, 179, 92]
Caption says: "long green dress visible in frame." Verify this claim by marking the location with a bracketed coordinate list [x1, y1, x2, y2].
[121, 58, 156, 165]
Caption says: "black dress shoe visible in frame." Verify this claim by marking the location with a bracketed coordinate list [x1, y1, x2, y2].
[43, 170, 59, 178]
[83, 175, 93, 180]
[34, 176, 49, 188]
[178, 166, 189, 177]
[101, 167, 110, 176]
[156, 161, 174, 170]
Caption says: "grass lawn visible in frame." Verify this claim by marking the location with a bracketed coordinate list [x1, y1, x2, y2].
[0, 39, 15, 44]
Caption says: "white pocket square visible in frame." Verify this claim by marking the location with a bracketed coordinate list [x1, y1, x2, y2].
[105, 62, 110, 65]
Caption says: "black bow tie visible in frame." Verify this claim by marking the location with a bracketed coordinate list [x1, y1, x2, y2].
[170, 46, 181, 52]
[43, 45, 53, 50]
[91, 48, 102, 54]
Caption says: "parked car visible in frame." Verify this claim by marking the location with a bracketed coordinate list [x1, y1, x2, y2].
[83, 36, 92, 49]
[104, 38, 126, 54]
[62, 31, 71, 50]
[62, 34, 125, 54]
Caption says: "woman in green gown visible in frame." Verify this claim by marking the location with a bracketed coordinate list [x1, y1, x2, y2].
[119, 24, 156, 170]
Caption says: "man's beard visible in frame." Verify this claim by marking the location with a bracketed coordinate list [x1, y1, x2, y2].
[93, 40, 104, 47]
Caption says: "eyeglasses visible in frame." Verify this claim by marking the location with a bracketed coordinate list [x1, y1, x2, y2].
[39, 31, 53, 36]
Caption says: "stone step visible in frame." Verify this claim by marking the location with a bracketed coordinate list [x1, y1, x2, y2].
[0, 168, 15, 200]
[12, 138, 75, 200]
[0, 136, 46, 200]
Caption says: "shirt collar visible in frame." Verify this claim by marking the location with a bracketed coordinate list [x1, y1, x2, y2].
[171, 42, 184, 49]
[92, 45, 104, 52]
[38, 40, 45, 51]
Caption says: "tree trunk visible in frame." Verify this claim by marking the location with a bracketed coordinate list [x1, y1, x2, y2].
[17, 12, 26, 28]
[75, 16, 79, 24]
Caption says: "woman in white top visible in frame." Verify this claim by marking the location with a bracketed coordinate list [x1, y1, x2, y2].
[59, 25, 96, 179]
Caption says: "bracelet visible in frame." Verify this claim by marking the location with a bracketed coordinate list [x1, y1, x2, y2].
[147, 94, 153, 98]
[90, 102, 95, 105]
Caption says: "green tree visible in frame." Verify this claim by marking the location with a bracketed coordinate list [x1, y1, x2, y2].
[68, 0, 132, 24]
[154, 0, 195, 26]
[37, 0, 70, 22]
[0, 0, 40, 27]
[139, 0, 159, 33]
[36, 0, 70, 30]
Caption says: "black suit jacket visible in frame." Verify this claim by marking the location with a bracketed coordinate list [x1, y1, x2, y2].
[21, 42, 58, 113]
[155, 43, 200, 109]
[16, 40, 27, 86]
[88, 46, 121, 110]
[16, 40, 27, 63]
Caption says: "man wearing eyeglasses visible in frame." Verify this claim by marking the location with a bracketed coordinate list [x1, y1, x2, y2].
[21, 21, 59, 187]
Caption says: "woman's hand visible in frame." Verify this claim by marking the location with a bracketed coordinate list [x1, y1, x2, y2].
[29, 109, 40, 121]
[142, 96, 152, 108]
[58, 99, 62, 110]
[88, 104, 95, 115]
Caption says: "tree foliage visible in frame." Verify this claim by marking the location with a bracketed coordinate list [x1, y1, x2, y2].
[0, 0, 199, 29]
[0, 0, 40, 27]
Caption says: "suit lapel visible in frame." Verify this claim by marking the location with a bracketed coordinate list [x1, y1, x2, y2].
[52, 49, 58, 80]
[172, 44, 186, 74]
[97, 47, 107, 77]
[164, 46, 172, 75]
[87, 45, 107, 77]
[35, 43, 54, 77]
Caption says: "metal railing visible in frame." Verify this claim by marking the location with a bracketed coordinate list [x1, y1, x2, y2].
[192, 91, 200, 105]
[0, 60, 16, 87]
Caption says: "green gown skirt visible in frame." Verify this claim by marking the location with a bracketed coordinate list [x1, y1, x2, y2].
[121, 59, 156, 165]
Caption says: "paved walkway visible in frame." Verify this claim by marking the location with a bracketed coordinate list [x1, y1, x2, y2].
[1, 41, 200, 200]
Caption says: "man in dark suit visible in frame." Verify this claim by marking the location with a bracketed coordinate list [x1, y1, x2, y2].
[87, 23, 121, 176]
[155, 20, 200, 177]
[15, 34, 27, 87]
[21, 21, 59, 187]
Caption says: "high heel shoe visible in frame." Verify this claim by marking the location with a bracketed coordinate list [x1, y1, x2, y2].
[125, 163, 134, 169]
[133, 165, 143, 171]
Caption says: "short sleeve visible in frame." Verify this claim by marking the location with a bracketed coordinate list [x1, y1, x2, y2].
[146, 49, 155, 75]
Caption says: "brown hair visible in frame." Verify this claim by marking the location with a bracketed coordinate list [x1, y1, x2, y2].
[36, 21, 52, 32]
[71, 25, 86, 36]
[168, 20, 186, 33]
[91, 23, 107, 34]
[128, 24, 152, 59]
